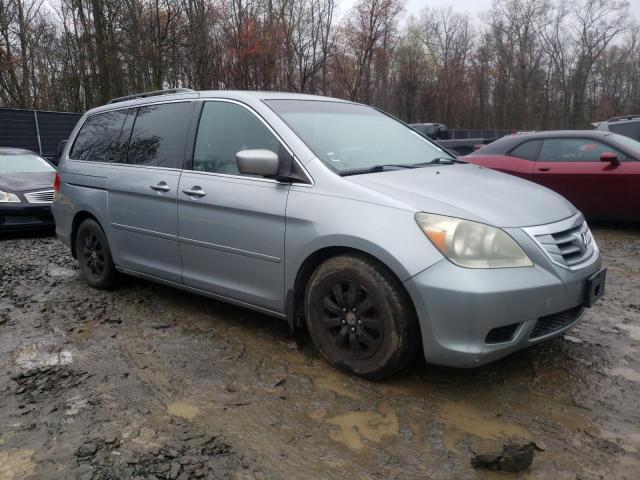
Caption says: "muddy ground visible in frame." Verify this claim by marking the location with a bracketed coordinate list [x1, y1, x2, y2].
[0, 226, 638, 480]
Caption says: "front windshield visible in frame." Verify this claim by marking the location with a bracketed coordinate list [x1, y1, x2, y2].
[266, 100, 454, 173]
[0, 153, 54, 174]
[609, 133, 640, 157]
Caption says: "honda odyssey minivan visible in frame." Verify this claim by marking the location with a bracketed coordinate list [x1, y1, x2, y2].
[52, 89, 606, 379]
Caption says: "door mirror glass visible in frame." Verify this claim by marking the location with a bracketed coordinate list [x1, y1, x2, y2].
[600, 151, 619, 164]
[236, 149, 279, 177]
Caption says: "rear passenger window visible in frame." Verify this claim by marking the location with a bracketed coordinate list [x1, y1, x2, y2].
[126, 102, 193, 168]
[69, 110, 127, 162]
[509, 140, 541, 160]
[193, 101, 282, 175]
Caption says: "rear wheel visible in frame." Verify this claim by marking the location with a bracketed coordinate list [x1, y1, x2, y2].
[304, 254, 418, 380]
[76, 219, 116, 289]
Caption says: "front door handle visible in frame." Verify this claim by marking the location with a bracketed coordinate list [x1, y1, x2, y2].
[537, 167, 551, 172]
[182, 186, 206, 198]
[150, 182, 171, 192]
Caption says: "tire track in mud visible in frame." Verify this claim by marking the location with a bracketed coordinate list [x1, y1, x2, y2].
[120, 325, 179, 403]
[117, 318, 378, 480]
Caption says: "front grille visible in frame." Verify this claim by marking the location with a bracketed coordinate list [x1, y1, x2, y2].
[486, 323, 521, 344]
[524, 214, 596, 269]
[530, 305, 584, 339]
[24, 189, 55, 204]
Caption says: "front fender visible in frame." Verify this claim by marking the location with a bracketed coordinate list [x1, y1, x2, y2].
[284, 189, 443, 294]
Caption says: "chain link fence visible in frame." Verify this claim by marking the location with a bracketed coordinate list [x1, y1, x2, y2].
[449, 129, 512, 139]
[0, 108, 82, 160]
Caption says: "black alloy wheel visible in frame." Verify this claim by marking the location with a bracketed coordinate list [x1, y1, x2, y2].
[81, 230, 105, 277]
[321, 280, 384, 360]
[305, 254, 419, 380]
[76, 219, 116, 289]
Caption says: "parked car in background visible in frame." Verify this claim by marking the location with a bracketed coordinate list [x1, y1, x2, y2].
[0, 148, 56, 232]
[411, 122, 449, 140]
[467, 131, 640, 222]
[411, 122, 500, 156]
[593, 114, 640, 141]
[53, 90, 604, 379]
[435, 137, 495, 156]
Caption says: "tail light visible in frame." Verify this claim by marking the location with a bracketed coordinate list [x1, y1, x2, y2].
[53, 173, 61, 192]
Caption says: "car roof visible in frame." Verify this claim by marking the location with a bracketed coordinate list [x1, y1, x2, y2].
[0, 147, 38, 155]
[605, 114, 640, 122]
[470, 130, 620, 155]
[508, 130, 615, 139]
[86, 90, 352, 116]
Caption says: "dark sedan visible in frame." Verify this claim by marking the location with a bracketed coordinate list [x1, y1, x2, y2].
[466, 131, 640, 222]
[0, 148, 56, 232]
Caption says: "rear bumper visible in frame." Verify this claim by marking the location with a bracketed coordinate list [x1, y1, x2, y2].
[0, 204, 54, 232]
[404, 256, 601, 368]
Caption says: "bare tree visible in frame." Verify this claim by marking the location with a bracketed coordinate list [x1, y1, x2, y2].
[0, 0, 637, 132]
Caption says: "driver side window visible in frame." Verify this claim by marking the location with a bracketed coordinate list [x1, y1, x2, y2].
[539, 138, 626, 162]
[193, 101, 283, 175]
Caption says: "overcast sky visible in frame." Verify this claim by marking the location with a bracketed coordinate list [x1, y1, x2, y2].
[339, 0, 640, 24]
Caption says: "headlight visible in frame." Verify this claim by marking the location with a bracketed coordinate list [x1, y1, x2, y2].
[415, 213, 533, 268]
[0, 190, 20, 203]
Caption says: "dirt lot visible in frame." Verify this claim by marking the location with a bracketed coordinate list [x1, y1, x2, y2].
[0, 226, 639, 480]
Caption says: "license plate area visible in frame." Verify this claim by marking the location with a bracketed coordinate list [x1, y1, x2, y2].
[584, 267, 606, 307]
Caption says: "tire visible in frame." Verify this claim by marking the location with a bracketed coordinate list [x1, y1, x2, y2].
[304, 254, 419, 380]
[76, 219, 117, 289]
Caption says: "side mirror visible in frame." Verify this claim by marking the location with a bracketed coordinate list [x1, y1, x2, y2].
[56, 140, 68, 163]
[236, 149, 279, 177]
[600, 152, 619, 164]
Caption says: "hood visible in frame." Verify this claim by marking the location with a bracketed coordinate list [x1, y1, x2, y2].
[0, 172, 55, 193]
[347, 163, 576, 228]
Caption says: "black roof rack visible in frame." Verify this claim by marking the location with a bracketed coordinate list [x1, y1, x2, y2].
[107, 88, 195, 104]
[607, 114, 640, 122]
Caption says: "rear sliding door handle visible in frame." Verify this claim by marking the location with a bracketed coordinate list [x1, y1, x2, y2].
[150, 182, 171, 192]
[182, 186, 206, 198]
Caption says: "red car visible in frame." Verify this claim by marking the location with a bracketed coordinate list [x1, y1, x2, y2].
[466, 131, 640, 221]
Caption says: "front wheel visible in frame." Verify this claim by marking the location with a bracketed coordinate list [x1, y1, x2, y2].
[304, 255, 419, 380]
[76, 219, 116, 289]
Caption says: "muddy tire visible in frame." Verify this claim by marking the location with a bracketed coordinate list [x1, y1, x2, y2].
[76, 219, 116, 289]
[304, 254, 419, 380]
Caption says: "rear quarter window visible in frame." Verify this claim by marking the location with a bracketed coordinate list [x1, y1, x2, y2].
[69, 110, 128, 162]
[508, 140, 542, 160]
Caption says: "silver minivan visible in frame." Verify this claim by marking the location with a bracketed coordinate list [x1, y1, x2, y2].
[53, 89, 606, 379]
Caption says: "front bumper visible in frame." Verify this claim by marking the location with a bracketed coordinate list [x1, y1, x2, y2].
[404, 227, 602, 368]
[0, 203, 54, 232]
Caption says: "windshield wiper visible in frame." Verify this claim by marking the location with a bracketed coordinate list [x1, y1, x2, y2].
[341, 163, 418, 176]
[341, 158, 465, 176]
[412, 157, 466, 166]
